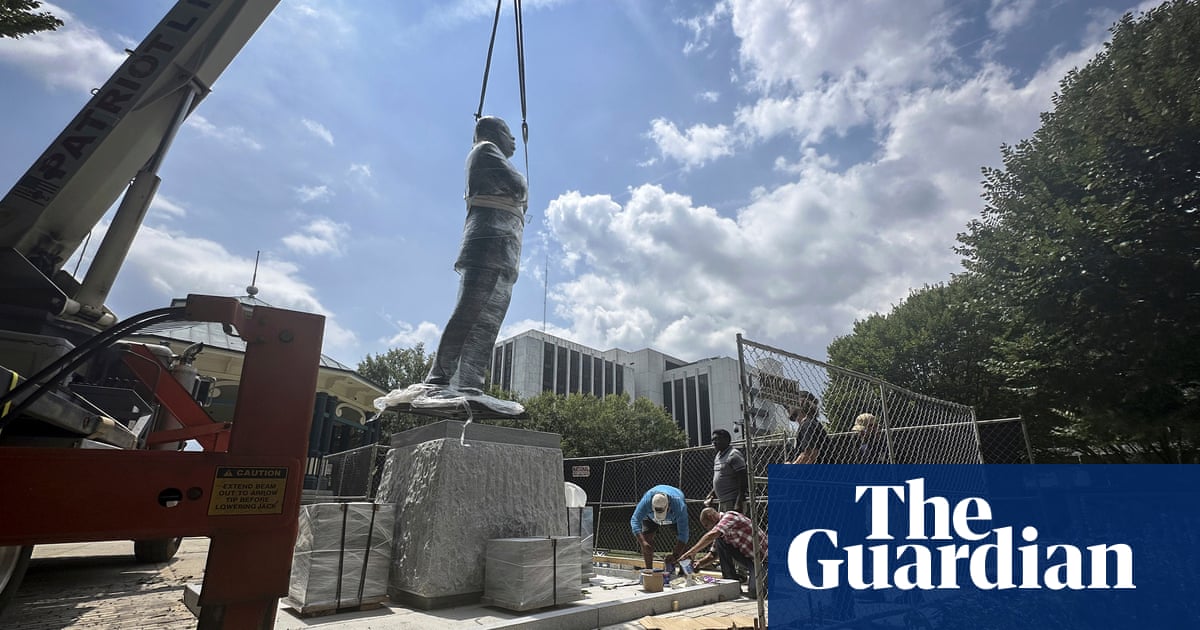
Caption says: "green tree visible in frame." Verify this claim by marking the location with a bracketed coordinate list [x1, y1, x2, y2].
[1, 0, 62, 39]
[826, 276, 1018, 425]
[956, 0, 1200, 462]
[357, 344, 434, 437]
[358, 344, 432, 390]
[500, 392, 687, 458]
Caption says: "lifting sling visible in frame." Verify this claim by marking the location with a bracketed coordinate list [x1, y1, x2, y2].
[475, 0, 529, 181]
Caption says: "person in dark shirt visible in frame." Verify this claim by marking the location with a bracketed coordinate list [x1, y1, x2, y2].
[705, 429, 748, 513]
[786, 391, 828, 464]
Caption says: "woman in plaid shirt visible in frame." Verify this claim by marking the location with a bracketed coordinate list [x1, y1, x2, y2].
[677, 508, 768, 597]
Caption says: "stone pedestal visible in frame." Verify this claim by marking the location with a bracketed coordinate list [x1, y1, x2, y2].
[383, 421, 567, 609]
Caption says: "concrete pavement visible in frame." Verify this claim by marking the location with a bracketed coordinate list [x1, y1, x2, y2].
[1, 539, 764, 629]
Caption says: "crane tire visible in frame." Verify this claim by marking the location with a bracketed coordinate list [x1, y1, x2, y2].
[133, 537, 183, 563]
[0, 545, 33, 617]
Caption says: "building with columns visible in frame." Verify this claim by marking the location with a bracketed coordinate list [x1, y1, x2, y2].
[489, 329, 752, 446]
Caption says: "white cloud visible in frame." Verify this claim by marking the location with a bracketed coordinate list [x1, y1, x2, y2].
[676, 2, 731, 55]
[283, 3, 356, 45]
[382, 320, 442, 350]
[733, 80, 890, 146]
[103, 223, 359, 359]
[544, 186, 753, 355]
[185, 115, 263, 151]
[728, 0, 957, 91]
[295, 184, 333, 203]
[646, 119, 737, 168]
[986, 0, 1038, 35]
[0, 3, 125, 92]
[544, 14, 1115, 361]
[301, 118, 334, 146]
[697, 91, 721, 103]
[282, 217, 350, 256]
[541, 178, 915, 358]
[149, 195, 187, 219]
[346, 163, 377, 198]
[649, 1, 966, 166]
[773, 149, 838, 174]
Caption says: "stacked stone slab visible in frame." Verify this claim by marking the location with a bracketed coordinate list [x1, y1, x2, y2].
[286, 502, 393, 612]
[568, 506, 595, 580]
[482, 536, 583, 611]
[382, 421, 567, 609]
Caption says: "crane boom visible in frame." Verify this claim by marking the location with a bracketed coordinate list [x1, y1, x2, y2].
[0, 6, 318, 623]
[0, 0, 280, 280]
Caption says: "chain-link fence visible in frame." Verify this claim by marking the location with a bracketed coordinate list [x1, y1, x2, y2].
[736, 335, 1032, 626]
[978, 417, 1035, 464]
[309, 444, 390, 501]
[589, 447, 714, 554]
[568, 416, 1030, 549]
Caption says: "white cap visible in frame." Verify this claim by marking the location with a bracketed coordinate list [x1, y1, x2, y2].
[853, 413, 878, 432]
[651, 493, 669, 521]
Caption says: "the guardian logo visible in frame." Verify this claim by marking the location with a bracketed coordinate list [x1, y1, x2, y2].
[787, 478, 1135, 591]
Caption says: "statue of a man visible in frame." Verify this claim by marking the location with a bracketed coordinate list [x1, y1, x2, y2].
[425, 116, 527, 395]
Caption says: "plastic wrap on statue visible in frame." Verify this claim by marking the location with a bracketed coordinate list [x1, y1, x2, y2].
[414, 116, 527, 414]
[372, 383, 524, 422]
[369, 118, 528, 421]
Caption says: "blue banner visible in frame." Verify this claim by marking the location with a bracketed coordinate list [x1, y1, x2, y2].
[767, 465, 1200, 628]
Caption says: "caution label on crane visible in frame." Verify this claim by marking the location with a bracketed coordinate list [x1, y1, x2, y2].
[208, 466, 289, 516]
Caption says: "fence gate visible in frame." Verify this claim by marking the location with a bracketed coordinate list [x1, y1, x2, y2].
[735, 334, 1031, 626]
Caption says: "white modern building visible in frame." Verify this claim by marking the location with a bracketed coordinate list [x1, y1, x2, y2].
[489, 329, 757, 446]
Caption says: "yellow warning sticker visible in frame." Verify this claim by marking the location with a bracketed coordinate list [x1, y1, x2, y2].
[208, 466, 288, 516]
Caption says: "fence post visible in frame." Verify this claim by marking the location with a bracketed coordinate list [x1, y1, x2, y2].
[878, 384, 897, 464]
[598, 453, 612, 563]
[970, 406, 986, 464]
[1020, 416, 1036, 464]
[735, 333, 767, 628]
[678, 450, 685, 492]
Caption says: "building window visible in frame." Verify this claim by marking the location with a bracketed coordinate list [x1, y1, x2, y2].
[556, 346, 568, 395]
[698, 373, 712, 443]
[569, 349, 580, 393]
[542, 342, 554, 393]
[593, 357, 603, 396]
[492, 346, 503, 388]
[663, 382, 678, 430]
[673, 379, 685, 436]
[686, 376, 699, 447]
[615, 365, 624, 395]
[665, 359, 686, 371]
[502, 341, 514, 391]
[604, 361, 614, 395]
[581, 354, 592, 395]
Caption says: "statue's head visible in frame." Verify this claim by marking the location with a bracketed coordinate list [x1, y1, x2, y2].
[475, 116, 516, 158]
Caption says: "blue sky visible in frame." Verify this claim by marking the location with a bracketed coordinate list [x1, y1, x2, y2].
[0, 0, 1157, 369]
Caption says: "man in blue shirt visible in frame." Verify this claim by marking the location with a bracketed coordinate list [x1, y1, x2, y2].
[630, 484, 690, 570]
